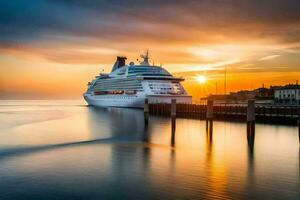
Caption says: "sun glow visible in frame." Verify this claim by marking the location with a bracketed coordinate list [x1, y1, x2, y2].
[195, 75, 207, 84]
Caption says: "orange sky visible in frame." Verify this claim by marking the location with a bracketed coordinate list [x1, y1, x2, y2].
[0, 0, 300, 99]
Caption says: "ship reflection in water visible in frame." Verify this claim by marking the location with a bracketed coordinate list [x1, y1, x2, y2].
[0, 100, 299, 200]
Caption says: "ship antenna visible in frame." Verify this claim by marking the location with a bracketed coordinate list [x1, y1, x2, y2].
[140, 49, 150, 65]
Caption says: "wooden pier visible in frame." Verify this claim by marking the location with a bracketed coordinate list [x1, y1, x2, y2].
[148, 101, 299, 125]
[144, 99, 300, 145]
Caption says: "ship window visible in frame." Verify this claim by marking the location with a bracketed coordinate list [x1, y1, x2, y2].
[128, 66, 171, 76]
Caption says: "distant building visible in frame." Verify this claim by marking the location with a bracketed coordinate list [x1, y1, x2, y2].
[229, 90, 255, 101]
[203, 86, 274, 104]
[274, 84, 300, 105]
[253, 87, 274, 99]
[203, 83, 300, 105]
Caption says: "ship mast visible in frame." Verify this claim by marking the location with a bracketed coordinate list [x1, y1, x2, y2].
[140, 50, 150, 65]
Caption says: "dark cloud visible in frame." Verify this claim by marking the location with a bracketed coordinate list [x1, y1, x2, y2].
[1, 0, 300, 44]
[0, 0, 300, 66]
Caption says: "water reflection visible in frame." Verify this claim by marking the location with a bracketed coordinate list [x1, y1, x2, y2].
[206, 123, 213, 161]
[206, 121, 213, 146]
[0, 101, 299, 200]
[246, 124, 256, 199]
[171, 118, 176, 147]
[143, 123, 150, 143]
[205, 124, 214, 199]
[87, 106, 145, 141]
[247, 126, 255, 172]
[142, 117, 151, 172]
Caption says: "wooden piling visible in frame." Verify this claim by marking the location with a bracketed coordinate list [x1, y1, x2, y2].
[206, 100, 213, 119]
[171, 99, 176, 146]
[144, 98, 149, 127]
[298, 107, 300, 143]
[171, 99, 176, 129]
[247, 100, 255, 142]
[206, 100, 213, 134]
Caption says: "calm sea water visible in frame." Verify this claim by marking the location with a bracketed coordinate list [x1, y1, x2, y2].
[0, 100, 299, 200]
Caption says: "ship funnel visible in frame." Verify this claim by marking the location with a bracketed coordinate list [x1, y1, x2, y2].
[111, 56, 127, 72]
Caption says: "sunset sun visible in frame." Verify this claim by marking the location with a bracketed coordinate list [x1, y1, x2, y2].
[196, 75, 206, 84]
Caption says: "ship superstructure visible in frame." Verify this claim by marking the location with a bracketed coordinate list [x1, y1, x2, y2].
[83, 52, 192, 108]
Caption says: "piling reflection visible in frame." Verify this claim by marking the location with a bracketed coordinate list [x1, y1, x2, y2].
[247, 131, 255, 164]
[206, 122, 213, 162]
[205, 122, 233, 199]
[171, 118, 176, 147]
[143, 119, 150, 143]
[247, 121, 255, 170]
[206, 120, 213, 173]
[298, 148, 300, 191]
[245, 122, 256, 199]
[142, 116, 151, 172]
[206, 120, 213, 142]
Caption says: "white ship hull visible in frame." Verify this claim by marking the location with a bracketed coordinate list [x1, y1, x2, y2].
[84, 93, 192, 108]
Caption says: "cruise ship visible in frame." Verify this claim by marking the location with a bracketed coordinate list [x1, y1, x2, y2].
[83, 52, 192, 108]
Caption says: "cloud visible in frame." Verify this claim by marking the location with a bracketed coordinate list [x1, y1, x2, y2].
[0, 0, 300, 69]
[259, 55, 281, 61]
[1, 0, 300, 46]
